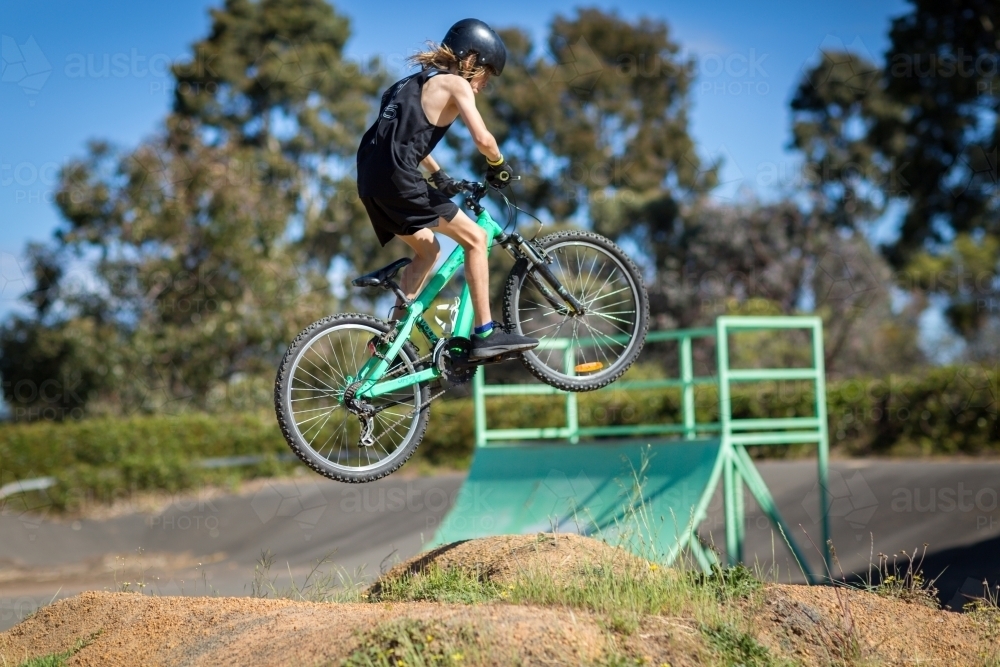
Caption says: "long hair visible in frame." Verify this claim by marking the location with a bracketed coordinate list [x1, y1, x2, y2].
[407, 42, 490, 81]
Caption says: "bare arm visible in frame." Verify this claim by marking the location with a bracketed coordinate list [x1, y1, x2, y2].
[420, 155, 441, 174]
[447, 77, 502, 162]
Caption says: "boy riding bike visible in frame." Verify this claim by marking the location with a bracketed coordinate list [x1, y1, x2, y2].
[356, 18, 538, 360]
[273, 20, 649, 483]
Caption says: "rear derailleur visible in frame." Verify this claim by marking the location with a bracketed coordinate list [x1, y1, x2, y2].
[343, 379, 376, 447]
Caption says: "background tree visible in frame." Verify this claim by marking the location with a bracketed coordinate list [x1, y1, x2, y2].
[457, 9, 715, 260]
[877, 0, 1000, 267]
[878, 0, 1000, 356]
[1, 1, 941, 418]
[0, 0, 386, 416]
[169, 0, 395, 291]
[789, 50, 898, 232]
[785, 49, 926, 374]
[791, 0, 1000, 357]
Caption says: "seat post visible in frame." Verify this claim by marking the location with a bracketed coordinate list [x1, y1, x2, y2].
[383, 280, 411, 310]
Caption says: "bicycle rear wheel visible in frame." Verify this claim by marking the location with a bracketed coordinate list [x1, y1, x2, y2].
[503, 231, 649, 391]
[274, 314, 429, 483]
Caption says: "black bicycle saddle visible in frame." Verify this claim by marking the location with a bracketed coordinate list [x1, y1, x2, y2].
[352, 258, 412, 288]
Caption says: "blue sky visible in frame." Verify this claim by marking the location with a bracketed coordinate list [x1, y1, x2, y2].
[1, 0, 911, 320]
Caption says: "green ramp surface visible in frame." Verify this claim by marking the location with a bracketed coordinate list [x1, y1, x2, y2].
[430, 438, 722, 562]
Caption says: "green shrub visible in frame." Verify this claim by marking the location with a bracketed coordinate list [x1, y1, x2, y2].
[826, 365, 1000, 456]
[0, 412, 293, 509]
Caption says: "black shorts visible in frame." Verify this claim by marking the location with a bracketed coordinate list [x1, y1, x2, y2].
[361, 185, 460, 247]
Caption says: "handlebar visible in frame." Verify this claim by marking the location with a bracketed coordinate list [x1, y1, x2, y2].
[457, 180, 489, 215]
[458, 179, 486, 196]
[456, 176, 521, 215]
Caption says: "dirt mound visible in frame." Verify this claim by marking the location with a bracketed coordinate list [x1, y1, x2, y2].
[370, 533, 650, 594]
[754, 583, 994, 666]
[2, 534, 996, 666]
[0, 590, 607, 666]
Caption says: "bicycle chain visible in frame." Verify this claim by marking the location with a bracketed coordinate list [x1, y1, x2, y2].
[372, 384, 450, 441]
[383, 352, 433, 380]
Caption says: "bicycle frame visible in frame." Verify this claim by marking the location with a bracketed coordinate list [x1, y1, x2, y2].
[351, 208, 506, 400]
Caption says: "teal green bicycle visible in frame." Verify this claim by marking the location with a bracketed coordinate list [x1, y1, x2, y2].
[274, 180, 649, 482]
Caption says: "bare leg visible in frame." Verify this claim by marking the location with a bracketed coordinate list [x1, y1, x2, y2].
[396, 212, 536, 360]
[429, 211, 492, 328]
[395, 229, 441, 309]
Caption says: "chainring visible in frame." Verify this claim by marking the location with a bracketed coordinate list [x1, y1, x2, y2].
[434, 337, 476, 385]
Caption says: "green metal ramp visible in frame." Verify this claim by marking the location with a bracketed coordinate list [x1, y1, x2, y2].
[430, 317, 831, 579]
[429, 438, 723, 565]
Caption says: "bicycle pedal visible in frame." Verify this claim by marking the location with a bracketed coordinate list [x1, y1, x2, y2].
[478, 352, 522, 365]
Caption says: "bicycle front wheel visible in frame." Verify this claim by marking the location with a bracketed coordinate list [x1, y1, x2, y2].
[503, 231, 649, 391]
[274, 314, 429, 483]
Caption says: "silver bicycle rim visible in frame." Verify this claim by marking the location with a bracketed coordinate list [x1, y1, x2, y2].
[517, 240, 641, 378]
[286, 323, 422, 472]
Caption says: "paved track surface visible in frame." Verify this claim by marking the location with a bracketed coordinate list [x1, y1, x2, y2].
[698, 459, 1000, 611]
[2, 460, 998, 630]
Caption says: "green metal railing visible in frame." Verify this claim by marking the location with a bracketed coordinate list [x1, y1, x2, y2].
[473, 327, 718, 445]
[472, 315, 831, 579]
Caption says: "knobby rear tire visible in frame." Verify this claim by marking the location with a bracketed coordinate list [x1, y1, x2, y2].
[274, 313, 430, 483]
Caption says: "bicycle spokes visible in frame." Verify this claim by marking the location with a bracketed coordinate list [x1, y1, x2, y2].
[286, 323, 422, 471]
[513, 236, 644, 384]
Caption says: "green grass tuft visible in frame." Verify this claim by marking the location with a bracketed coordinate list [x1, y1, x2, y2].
[701, 622, 785, 667]
[18, 654, 73, 667]
[367, 549, 774, 655]
[858, 545, 940, 608]
[689, 563, 764, 603]
[16, 632, 100, 667]
[247, 549, 368, 603]
[341, 619, 477, 667]
[370, 565, 501, 605]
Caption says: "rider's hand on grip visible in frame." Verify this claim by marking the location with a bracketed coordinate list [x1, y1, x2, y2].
[486, 155, 517, 189]
[429, 169, 463, 197]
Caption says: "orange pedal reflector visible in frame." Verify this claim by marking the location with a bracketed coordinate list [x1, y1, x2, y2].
[574, 361, 604, 373]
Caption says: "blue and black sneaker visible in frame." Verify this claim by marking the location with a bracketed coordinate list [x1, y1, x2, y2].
[469, 321, 538, 360]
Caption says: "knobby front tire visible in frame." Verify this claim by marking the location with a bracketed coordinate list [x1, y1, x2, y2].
[274, 313, 430, 483]
[503, 231, 649, 392]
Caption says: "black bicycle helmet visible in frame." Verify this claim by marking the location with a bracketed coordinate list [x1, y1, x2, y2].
[442, 18, 507, 76]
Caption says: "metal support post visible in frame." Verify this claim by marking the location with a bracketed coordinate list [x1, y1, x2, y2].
[811, 318, 831, 573]
[564, 345, 580, 444]
[734, 457, 745, 563]
[473, 367, 487, 448]
[681, 335, 695, 440]
[723, 451, 739, 565]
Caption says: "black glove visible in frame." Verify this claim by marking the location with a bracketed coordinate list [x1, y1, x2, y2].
[428, 169, 463, 197]
[486, 156, 517, 189]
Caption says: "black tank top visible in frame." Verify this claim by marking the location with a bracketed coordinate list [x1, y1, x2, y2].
[357, 69, 453, 198]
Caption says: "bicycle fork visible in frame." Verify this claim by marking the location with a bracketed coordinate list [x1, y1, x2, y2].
[501, 231, 587, 316]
